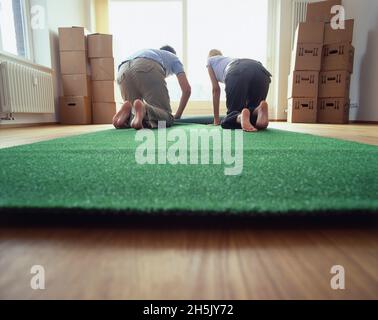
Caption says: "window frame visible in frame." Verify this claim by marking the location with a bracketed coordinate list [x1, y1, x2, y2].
[109, 0, 187, 68]
[0, 19, 2, 52]
[0, 0, 34, 62]
[109, 0, 277, 113]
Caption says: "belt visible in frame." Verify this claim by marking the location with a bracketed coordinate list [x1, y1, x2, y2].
[118, 60, 129, 71]
[225, 59, 272, 78]
[118, 58, 166, 75]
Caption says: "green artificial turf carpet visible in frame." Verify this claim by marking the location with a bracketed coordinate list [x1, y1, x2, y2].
[0, 125, 377, 217]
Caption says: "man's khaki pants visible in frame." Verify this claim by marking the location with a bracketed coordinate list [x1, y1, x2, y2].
[117, 58, 174, 129]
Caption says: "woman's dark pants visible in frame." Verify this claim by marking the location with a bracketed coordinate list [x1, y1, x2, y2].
[221, 59, 272, 130]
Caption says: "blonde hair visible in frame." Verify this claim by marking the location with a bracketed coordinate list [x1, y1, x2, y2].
[208, 49, 223, 58]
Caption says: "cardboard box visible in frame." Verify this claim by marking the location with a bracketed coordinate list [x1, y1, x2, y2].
[59, 96, 92, 125]
[294, 22, 325, 44]
[88, 34, 113, 58]
[92, 81, 116, 103]
[318, 98, 350, 124]
[58, 27, 87, 51]
[62, 75, 91, 97]
[60, 51, 89, 75]
[90, 58, 115, 81]
[288, 98, 318, 123]
[322, 42, 355, 73]
[319, 71, 351, 98]
[92, 102, 117, 124]
[324, 19, 354, 45]
[291, 43, 323, 71]
[288, 71, 319, 98]
[306, 0, 342, 23]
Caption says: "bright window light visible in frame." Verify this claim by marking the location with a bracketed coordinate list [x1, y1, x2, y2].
[109, 0, 269, 102]
[188, 0, 269, 101]
[0, 0, 19, 55]
[0, 0, 28, 58]
[109, 0, 183, 101]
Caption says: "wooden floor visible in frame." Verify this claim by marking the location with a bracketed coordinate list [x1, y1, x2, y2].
[1, 122, 377, 149]
[270, 122, 378, 146]
[0, 122, 377, 300]
[0, 124, 113, 149]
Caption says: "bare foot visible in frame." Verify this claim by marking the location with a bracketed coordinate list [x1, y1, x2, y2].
[254, 101, 269, 130]
[238, 109, 258, 132]
[131, 99, 146, 130]
[113, 101, 132, 129]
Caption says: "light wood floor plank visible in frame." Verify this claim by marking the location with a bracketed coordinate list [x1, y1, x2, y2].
[0, 123, 377, 299]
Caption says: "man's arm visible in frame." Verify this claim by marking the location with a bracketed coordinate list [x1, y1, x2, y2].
[175, 73, 191, 120]
[207, 66, 221, 126]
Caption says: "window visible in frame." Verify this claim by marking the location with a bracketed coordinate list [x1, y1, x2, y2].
[0, 0, 32, 59]
[109, 0, 183, 101]
[187, 0, 269, 101]
[109, 0, 269, 103]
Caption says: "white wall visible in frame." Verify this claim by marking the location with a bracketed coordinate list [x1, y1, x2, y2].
[46, 0, 92, 116]
[274, 0, 293, 120]
[4, 0, 377, 125]
[4, 0, 93, 125]
[276, 0, 378, 122]
[343, 0, 378, 122]
[31, 0, 92, 120]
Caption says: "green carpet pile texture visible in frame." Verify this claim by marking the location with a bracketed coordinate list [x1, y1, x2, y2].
[0, 125, 377, 217]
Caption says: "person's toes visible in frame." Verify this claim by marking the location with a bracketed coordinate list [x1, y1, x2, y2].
[240, 109, 257, 132]
[115, 101, 132, 128]
[113, 117, 119, 128]
[256, 102, 269, 130]
[245, 126, 258, 133]
[131, 100, 145, 130]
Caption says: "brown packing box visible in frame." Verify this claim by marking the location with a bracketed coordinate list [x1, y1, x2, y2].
[322, 42, 355, 73]
[62, 75, 91, 96]
[306, 0, 342, 23]
[288, 71, 319, 98]
[319, 70, 351, 98]
[60, 51, 89, 75]
[318, 98, 350, 124]
[291, 43, 323, 71]
[88, 34, 113, 58]
[59, 96, 92, 125]
[294, 22, 325, 44]
[92, 102, 118, 124]
[288, 98, 318, 124]
[324, 19, 354, 45]
[58, 27, 87, 51]
[92, 81, 116, 103]
[90, 58, 115, 81]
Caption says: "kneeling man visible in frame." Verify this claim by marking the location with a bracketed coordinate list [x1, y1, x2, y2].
[113, 46, 191, 130]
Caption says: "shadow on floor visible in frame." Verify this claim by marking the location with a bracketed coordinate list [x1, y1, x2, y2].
[0, 208, 377, 230]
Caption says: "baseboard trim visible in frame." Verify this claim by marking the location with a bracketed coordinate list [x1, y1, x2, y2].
[349, 121, 378, 125]
[1, 120, 376, 129]
[0, 122, 58, 129]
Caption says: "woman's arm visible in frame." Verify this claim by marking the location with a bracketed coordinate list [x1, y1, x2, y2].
[175, 73, 192, 120]
[207, 66, 221, 126]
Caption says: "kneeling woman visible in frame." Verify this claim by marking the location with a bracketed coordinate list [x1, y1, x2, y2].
[207, 49, 272, 132]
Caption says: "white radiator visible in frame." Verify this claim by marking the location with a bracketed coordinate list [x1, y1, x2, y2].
[0, 57, 54, 115]
[291, 0, 311, 49]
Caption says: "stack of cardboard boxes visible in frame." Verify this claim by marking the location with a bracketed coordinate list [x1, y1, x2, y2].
[58, 29, 119, 125]
[88, 34, 118, 124]
[318, 19, 354, 124]
[288, 22, 324, 123]
[288, 0, 355, 124]
[59, 27, 92, 125]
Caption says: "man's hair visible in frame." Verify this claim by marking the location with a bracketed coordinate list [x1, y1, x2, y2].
[160, 45, 177, 55]
[208, 49, 223, 58]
